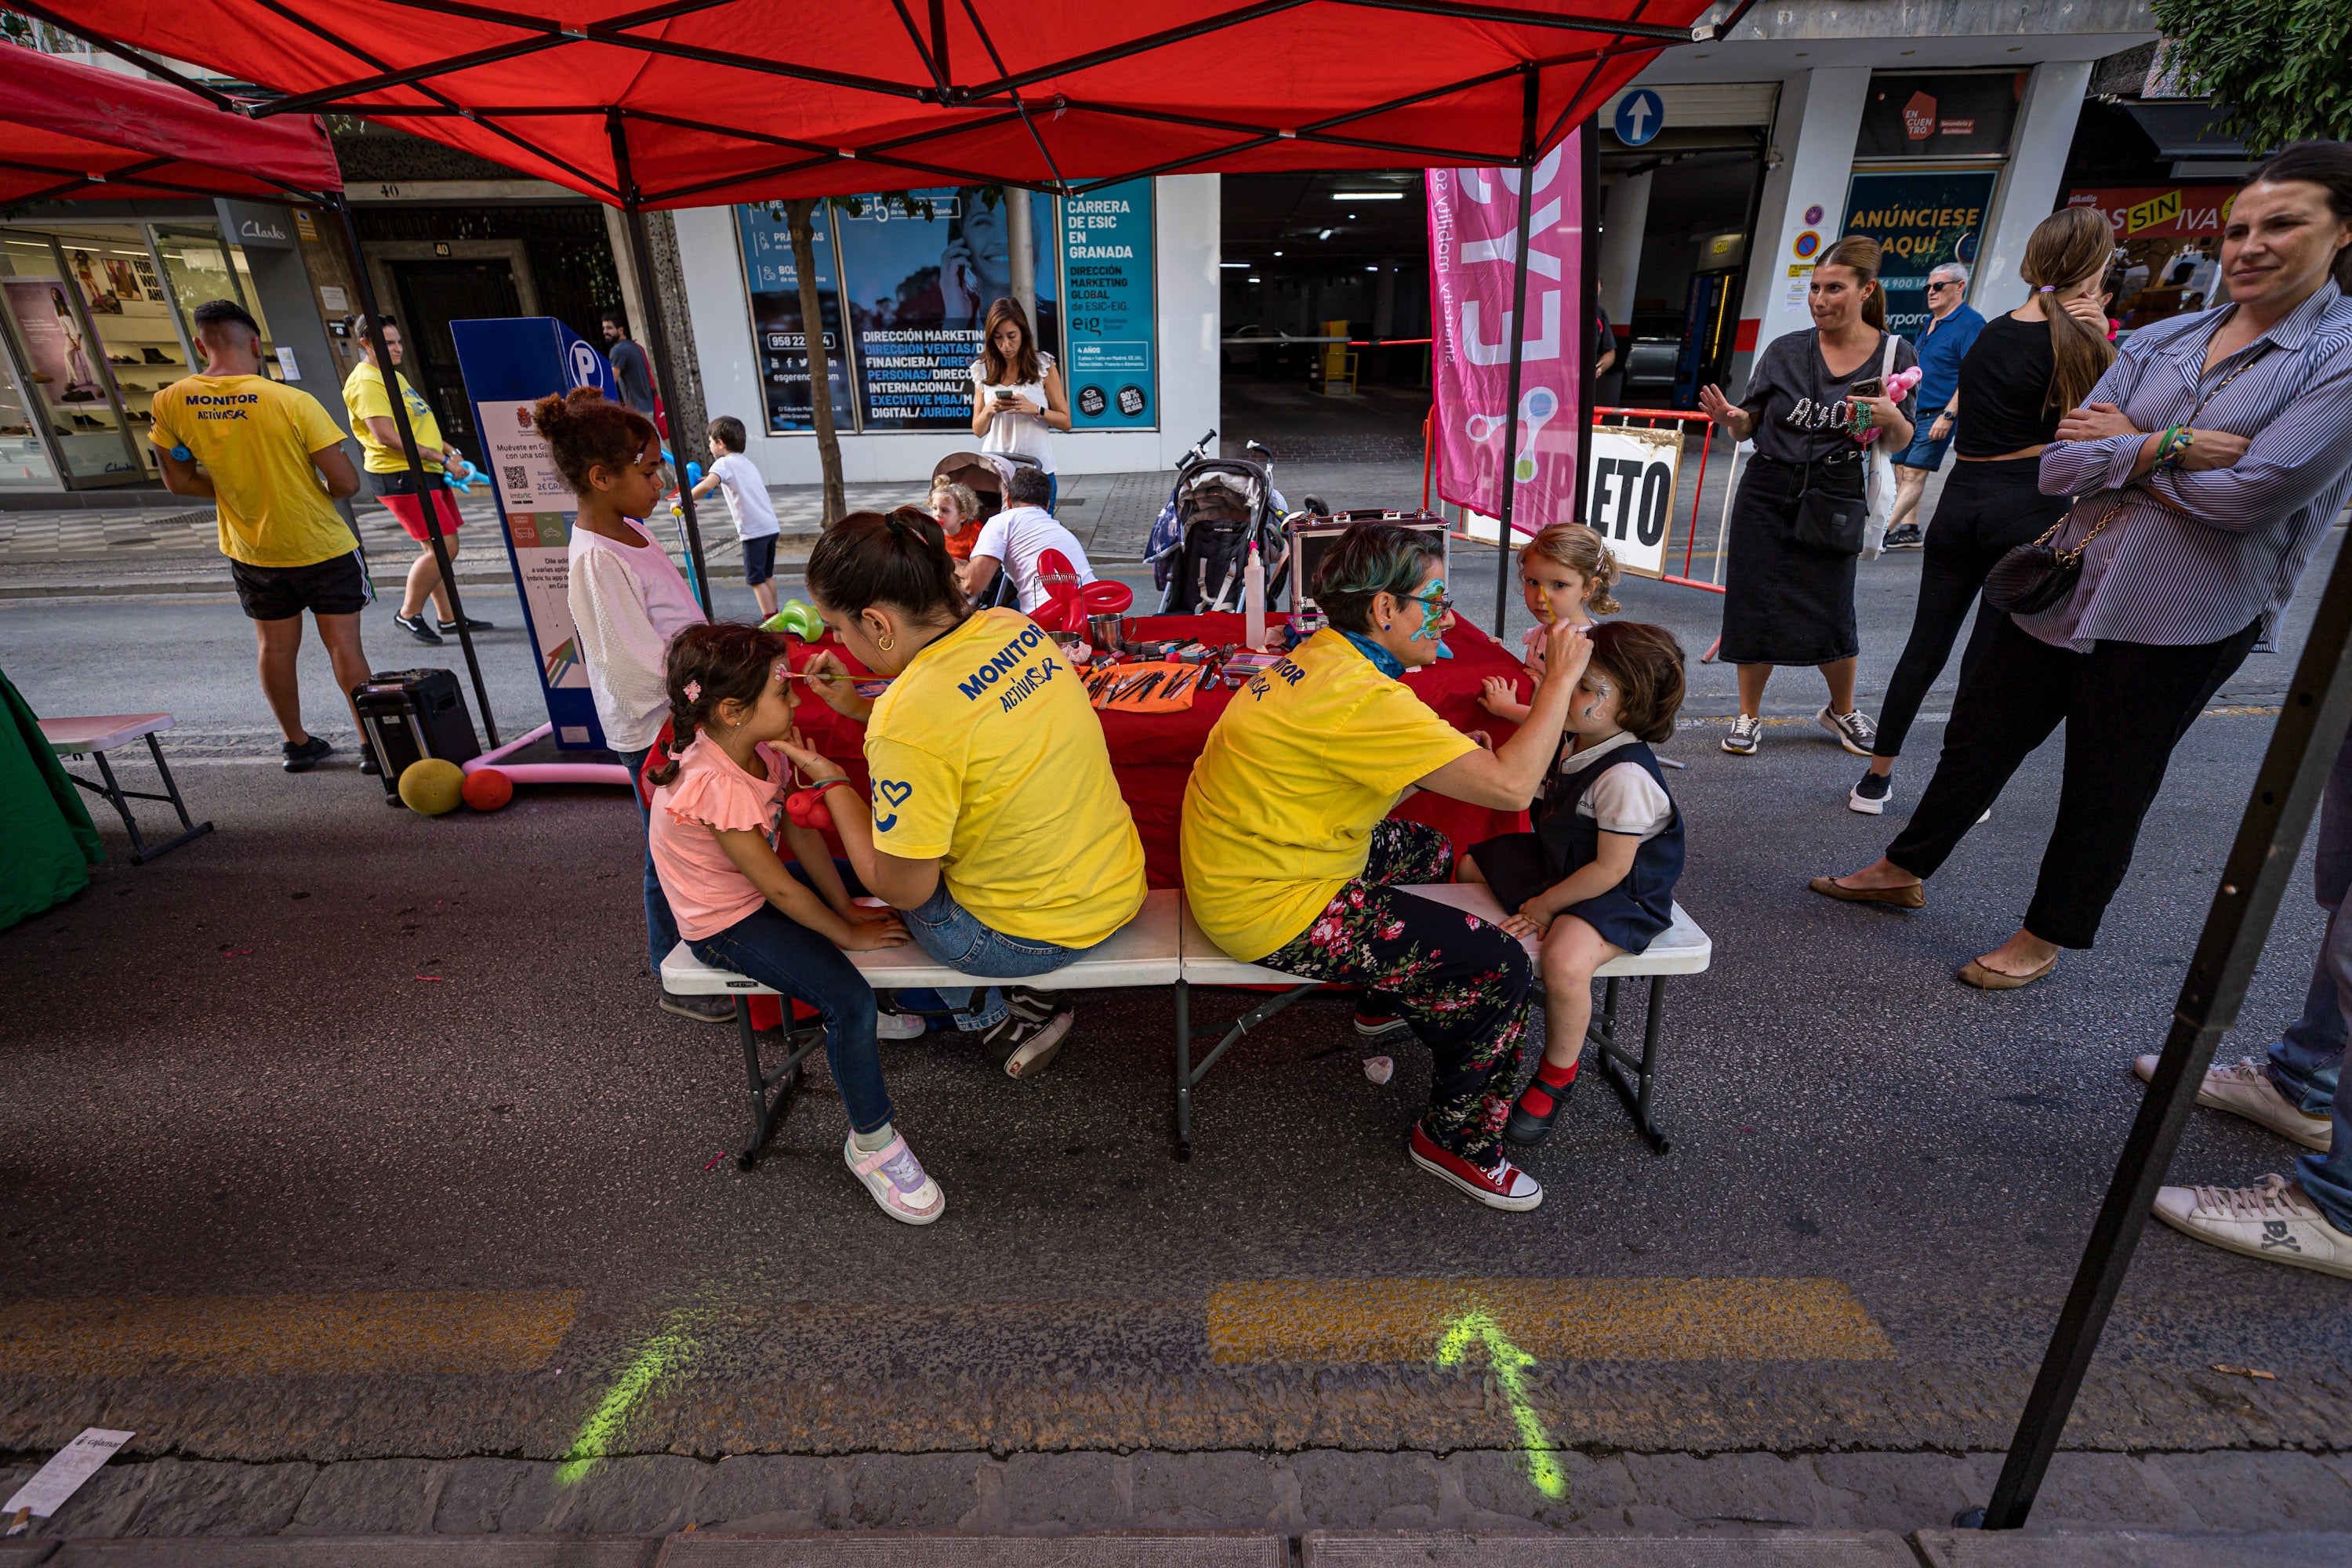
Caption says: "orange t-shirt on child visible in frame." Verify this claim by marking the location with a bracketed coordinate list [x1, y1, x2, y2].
[648, 733, 790, 941]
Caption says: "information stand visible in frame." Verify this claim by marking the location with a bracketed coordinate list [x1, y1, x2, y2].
[448, 317, 632, 786]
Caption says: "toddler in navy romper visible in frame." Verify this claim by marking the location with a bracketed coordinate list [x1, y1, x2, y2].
[1461, 622, 1688, 1146]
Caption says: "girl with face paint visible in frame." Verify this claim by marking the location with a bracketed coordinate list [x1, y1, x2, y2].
[1461, 622, 1689, 1147]
[1479, 524, 1622, 725]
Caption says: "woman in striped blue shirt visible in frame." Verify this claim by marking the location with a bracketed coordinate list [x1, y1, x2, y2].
[1813, 142, 2352, 991]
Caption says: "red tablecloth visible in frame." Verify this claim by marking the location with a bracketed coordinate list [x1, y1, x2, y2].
[788, 612, 1532, 889]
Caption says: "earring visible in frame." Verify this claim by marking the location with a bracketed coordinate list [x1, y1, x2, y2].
[877, 631, 896, 652]
[1381, 619, 1392, 630]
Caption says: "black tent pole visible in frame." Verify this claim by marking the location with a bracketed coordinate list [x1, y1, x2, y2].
[1492, 64, 1538, 637]
[329, 191, 499, 749]
[1975, 536, 2352, 1530]
[607, 111, 715, 620]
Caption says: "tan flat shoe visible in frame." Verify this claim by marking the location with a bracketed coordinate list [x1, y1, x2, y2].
[1807, 875, 1925, 910]
[1957, 953, 2058, 990]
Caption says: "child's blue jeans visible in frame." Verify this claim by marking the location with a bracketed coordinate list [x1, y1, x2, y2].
[686, 861, 892, 1137]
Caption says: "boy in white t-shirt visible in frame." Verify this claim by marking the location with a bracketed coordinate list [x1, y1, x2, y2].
[961, 463, 1094, 614]
[690, 415, 782, 618]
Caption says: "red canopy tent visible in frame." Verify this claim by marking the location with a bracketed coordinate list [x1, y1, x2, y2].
[0, 43, 503, 743]
[26, 0, 1743, 619]
[0, 44, 338, 206]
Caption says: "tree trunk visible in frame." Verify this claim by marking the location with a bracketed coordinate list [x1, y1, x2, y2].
[783, 198, 848, 527]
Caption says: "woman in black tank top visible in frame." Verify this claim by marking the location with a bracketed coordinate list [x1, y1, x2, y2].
[1844, 207, 2118, 817]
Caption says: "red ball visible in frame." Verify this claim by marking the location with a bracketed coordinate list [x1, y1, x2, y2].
[460, 768, 514, 811]
[805, 799, 833, 832]
[784, 792, 811, 826]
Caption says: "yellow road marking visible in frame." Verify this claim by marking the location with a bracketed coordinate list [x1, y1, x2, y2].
[1206, 1278, 1894, 1364]
[0, 1290, 579, 1377]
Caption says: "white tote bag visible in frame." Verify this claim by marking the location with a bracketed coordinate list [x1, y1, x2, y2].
[1859, 332, 1900, 561]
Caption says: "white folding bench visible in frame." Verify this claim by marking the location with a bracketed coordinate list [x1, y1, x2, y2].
[39, 713, 213, 866]
[663, 882, 1710, 1167]
[662, 889, 1185, 1168]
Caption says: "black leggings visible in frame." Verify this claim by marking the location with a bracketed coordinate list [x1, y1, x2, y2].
[1886, 614, 2261, 949]
[1874, 456, 2070, 760]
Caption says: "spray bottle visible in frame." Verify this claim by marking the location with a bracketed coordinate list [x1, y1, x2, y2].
[1243, 539, 1267, 650]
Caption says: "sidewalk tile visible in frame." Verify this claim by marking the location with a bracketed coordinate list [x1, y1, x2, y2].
[1287, 1452, 1446, 1530]
[657, 1537, 1284, 1566]
[1300, 1529, 1920, 1564]
[287, 1461, 445, 1535]
[49, 1538, 657, 1566]
[118, 1458, 313, 1537]
[2142, 1451, 2352, 1530]
[1621, 1454, 1826, 1528]
[1000, 1452, 1126, 1530]
[550, 1457, 707, 1537]
[1455, 1452, 1637, 1530]
[828, 1455, 985, 1530]
[1809, 1453, 1973, 1531]
[1129, 1453, 1281, 1530]
[1911, 1528, 2352, 1566]
[689, 1457, 827, 1533]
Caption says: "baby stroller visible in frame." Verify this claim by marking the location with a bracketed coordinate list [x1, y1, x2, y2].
[1147, 434, 1294, 614]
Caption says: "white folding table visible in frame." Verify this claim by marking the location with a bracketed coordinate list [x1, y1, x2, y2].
[39, 713, 214, 866]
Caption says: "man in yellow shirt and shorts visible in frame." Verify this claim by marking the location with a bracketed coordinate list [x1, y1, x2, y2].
[153, 300, 370, 773]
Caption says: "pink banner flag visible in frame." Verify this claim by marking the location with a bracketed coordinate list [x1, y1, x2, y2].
[1427, 135, 1584, 537]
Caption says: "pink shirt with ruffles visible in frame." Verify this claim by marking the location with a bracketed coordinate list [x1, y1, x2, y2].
[648, 734, 789, 941]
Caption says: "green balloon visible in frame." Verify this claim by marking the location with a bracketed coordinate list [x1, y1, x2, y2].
[761, 600, 826, 641]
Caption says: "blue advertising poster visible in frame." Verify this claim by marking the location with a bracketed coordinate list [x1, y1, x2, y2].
[734, 205, 855, 435]
[1840, 168, 2000, 337]
[829, 188, 1059, 430]
[1061, 180, 1156, 429]
[448, 316, 620, 750]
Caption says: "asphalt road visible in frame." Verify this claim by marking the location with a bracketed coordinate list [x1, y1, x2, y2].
[4, 529, 2350, 1475]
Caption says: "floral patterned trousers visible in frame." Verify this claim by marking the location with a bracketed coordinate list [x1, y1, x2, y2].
[1261, 818, 1534, 1164]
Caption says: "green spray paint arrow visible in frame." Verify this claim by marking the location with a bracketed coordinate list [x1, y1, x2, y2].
[557, 1312, 699, 1486]
[1436, 1303, 1567, 1501]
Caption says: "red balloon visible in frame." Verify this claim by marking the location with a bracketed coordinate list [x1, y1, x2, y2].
[460, 768, 514, 811]
[806, 799, 833, 832]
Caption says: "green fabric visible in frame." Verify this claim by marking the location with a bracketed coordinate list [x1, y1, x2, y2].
[0, 666, 103, 931]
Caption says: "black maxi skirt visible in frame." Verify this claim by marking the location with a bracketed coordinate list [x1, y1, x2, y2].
[1719, 453, 1861, 666]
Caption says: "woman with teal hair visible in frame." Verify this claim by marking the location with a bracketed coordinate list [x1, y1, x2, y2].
[1181, 522, 1583, 1210]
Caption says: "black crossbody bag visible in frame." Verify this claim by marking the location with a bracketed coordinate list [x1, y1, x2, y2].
[1984, 347, 2269, 615]
[1790, 449, 1867, 554]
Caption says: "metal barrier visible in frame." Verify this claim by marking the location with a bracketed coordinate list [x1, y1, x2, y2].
[1424, 404, 1734, 592]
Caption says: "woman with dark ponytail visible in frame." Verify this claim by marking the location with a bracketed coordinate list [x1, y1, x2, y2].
[646, 622, 945, 1226]
[1698, 234, 1917, 760]
[787, 506, 1147, 1079]
[1846, 205, 2118, 817]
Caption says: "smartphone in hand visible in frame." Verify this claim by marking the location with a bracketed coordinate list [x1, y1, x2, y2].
[1848, 377, 1884, 401]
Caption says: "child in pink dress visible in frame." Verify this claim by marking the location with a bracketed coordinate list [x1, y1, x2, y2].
[647, 622, 944, 1226]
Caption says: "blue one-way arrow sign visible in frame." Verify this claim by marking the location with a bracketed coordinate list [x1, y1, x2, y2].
[1613, 89, 1664, 147]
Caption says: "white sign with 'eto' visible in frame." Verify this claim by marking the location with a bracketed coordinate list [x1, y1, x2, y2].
[1584, 425, 1684, 580]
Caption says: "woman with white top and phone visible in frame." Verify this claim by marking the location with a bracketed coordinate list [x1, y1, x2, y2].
[968, 298, 1070, 512]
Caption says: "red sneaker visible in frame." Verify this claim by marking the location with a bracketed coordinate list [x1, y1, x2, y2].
[1354, 1009, 1412, 1040]
[1408, 1124, 1544, 1211]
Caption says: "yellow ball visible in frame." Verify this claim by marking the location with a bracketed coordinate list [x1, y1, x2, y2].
[397, 757, 466, 816]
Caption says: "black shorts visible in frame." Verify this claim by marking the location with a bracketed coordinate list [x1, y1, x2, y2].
[741, 533, 779, 586]
[230, 550, 371, 621]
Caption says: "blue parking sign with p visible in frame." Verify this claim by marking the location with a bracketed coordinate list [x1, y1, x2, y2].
[1614, 89, 1664, 147]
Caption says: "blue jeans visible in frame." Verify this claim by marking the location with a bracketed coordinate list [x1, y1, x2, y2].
[618, 746, 683, 978]
[898, 879, 1100, 1032]
[688, 862, 893, 1136]
[2267, 900, 2352, 1231]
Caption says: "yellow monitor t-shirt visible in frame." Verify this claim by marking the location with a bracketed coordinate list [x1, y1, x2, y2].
[150, 375, 357, 568]
[1181, 628, 1476, 961]
[341, 361, 445, 474]
[864, 608, 1147, 949]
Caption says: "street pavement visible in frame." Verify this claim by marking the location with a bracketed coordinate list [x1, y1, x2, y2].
[3, 484, 2350, 1555]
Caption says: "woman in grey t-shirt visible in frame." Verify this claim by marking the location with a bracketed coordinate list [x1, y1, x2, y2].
[1697, 237, 1917, 757]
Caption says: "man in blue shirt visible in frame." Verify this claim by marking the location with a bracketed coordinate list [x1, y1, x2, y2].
[1882, 262, 1984, 549]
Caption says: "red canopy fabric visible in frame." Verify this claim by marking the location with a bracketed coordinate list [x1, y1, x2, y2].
[0, 43, 340, 206]
[54, 1, 1718, 207]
